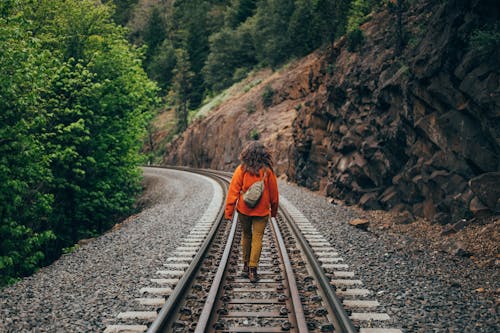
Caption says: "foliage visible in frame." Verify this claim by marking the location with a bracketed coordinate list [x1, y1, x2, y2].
[288, 0, 321, 57]
[0, 7, 58, 286]
[103, 0, 139, 26]
[249, 128, 260, 140]
[225, 0, 257, 29]
[171, 0, 217, 108]
[315, 0, 352, 45]
[203, 22, 257, 91]
[171, 48, 194, 133]
[347, 0, 374, 33]
[253, 0, 295, 67]
[147, 39, 177, 92]
[246, 102, 257, 114]
[113, 0, 364, 126]
[143, 6, 167, 62]
[62, 244, 80, 255]
[470, 23, 500, 60]
[262, 85, 275, 108]
[0, 0, 158, 287]
[347, 28, 364, 52]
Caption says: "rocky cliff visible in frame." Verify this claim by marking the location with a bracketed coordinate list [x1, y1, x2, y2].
[163, 0, 499, 224]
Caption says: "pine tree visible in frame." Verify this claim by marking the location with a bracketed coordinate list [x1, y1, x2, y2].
[103, 0, 139, 26]
[171, 0, 214, 107]
[289, 0, 321, 56]
[144, 6, 167, 62]
[225, 0, 257, 28]
[313, 0, 352, 47]
[171, 48, 194, 132]
[253, 0, 295, 67]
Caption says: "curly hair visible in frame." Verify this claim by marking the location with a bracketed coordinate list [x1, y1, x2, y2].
[239, 141, 274, 175]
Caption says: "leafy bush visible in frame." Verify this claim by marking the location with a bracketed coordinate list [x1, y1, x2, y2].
[246, 102, 257, 114]
[262, 85, 275, 108]
[249, 128, 260, 140]
[347, 28, 364, 52]
[233, 67, 249, 83]
[0, 0, 158, 287]
[347, 0, 374, 33]
[470, 24, 500, 60]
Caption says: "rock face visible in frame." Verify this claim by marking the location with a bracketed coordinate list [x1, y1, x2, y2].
[163, 0, 499, 223]
[163, 56, 324, 177]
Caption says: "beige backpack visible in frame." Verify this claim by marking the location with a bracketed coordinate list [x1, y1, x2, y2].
[242, 169, 267, 208]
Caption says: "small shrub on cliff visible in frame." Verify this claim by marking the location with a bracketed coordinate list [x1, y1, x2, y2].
[347, 0, 374, 33]
[470, 24, 500, 60]
[262, 85, 275, 108]
[233, 67, 249, 83]
[243, 79, 262, 93]
[347, 28, 364, 52]
[246, 101, 257, 114]
[249, 128, 260, 140]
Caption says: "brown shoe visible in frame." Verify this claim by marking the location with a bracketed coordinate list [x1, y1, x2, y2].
[241, 262, 249, 278]
[249, 267, 258, 283]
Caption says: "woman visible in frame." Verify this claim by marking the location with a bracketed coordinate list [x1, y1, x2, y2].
[225, 141, 279, 282]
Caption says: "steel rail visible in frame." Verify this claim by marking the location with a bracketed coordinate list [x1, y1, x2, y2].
[269, 216, 309, 332]
[147, 170, 229, 333]
[146, 166, 356, 332]
[194, 212, 239, 333]
[278, 204, 358, 333]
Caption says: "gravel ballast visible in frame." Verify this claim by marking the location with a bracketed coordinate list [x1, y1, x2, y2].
[1, 168, 497, 332]
[279, 180, 499, 333]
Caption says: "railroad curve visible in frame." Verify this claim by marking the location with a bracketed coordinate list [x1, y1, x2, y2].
[105, 167, 401, 333]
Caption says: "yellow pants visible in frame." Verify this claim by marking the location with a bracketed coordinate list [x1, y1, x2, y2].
[238, 213, 268, 268]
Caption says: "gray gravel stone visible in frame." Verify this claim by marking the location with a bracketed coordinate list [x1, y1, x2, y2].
[278, 180, 499, 333]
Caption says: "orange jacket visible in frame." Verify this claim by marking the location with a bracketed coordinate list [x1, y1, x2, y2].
[225, 165, 279, 219]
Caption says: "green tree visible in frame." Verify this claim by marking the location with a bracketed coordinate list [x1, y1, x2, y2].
[289, 0, 321, 57]
[253, 0, 295, 67]
[147, 39, 177, 92]
[203, 20, 257, 92]
[347, 0, 373, 32]
[143, 6, 167, 62]
[0, 0, 158, 286]
[43, 30, 158, 246]
[23, 0, 118, 62]
[171, 48, 194, 132]
[225, 0, 257, 28]
[203, 28, 240, 91]
[172, 0, 214, 108]
[313, 0, 352, 47]
[103, 0, 139, 26]
[0, 8, 57, 286]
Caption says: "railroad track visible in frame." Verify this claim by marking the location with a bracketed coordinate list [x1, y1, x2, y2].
[105, 167, 401, 333]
